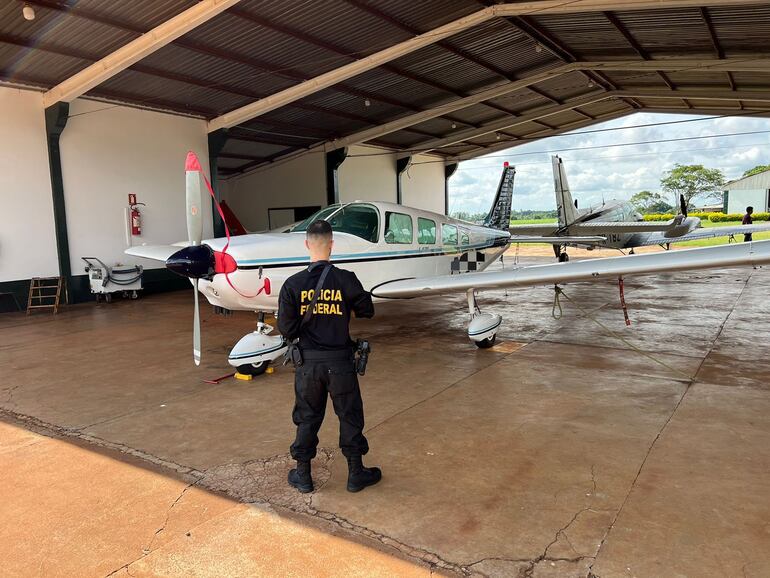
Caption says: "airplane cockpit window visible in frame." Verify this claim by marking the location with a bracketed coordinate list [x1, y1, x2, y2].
[417, 217, 436, 244]
[291, 204, 341, 232]
[442, 224, 458, 246]
[460, 229, 470, 245]
[327, 204, 379, 243]
[384, 211, 413, 244]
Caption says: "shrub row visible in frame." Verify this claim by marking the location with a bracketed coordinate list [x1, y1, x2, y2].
[643, 212, 770, 222]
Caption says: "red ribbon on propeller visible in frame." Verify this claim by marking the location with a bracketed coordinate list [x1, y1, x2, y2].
[186, 151, 270, 298]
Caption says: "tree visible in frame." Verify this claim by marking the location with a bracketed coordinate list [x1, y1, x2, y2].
[742, 164, 770, 178]
[660, 164, 725, 210]
[629, 190, 673, 214]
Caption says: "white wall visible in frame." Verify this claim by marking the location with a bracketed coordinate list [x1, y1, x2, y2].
[338, 145, 397, 204]
[60, 100, 212, 270]
[0, 87, 59, 282]
[401, 153, 446, 214]
[727, 188, 768, 214]
[222, 151, 325, 231]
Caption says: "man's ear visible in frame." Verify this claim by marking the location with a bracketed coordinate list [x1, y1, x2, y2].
[304, 239, 310, 250]
[329, 239, 334, 250]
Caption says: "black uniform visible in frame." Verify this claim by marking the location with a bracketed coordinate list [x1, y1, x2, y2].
[278, 261, 375, 462]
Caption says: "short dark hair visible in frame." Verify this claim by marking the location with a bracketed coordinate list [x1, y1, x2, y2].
[307, 219, 332, 240]
[747, 206, 754, 213]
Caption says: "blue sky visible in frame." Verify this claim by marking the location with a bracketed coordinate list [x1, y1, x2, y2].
[447, 112, 770, 214]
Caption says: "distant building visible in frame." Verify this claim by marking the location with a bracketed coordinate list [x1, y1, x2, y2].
[694, 203, 724, 213]
[724, 169, 770, 214]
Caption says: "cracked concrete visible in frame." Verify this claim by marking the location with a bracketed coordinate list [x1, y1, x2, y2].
[2, 256, 770, 576]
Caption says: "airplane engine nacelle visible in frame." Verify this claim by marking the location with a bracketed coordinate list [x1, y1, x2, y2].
[664, 216, 701, 239]
[468, 312, 502, 343]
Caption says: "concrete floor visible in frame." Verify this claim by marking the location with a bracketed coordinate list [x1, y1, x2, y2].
[2, 255, 770, 577]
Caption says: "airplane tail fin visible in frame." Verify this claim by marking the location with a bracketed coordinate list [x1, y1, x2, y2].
[483, 162, 515, 230]
[553, 155, 579, 228]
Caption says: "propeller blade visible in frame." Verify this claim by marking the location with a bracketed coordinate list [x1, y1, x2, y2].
[680, 194, 688, 218]
[186, 153, 204, 247]
[193, 279, 201, 366]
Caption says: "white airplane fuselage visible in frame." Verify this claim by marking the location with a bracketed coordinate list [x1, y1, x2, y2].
[198, 201, 510, 313]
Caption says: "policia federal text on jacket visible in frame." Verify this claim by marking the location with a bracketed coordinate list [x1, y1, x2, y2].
[278, 219, 382, 493]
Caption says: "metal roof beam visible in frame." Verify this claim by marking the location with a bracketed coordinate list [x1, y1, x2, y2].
[226, 55, 770, 174]
[42, 0, 240, 107]
[699, 7, 738, 92]
[450, 109, 630, 161]
[408, 91, 612, 154]
[208, 0, 768, 131]
[614, 89, 770, 103]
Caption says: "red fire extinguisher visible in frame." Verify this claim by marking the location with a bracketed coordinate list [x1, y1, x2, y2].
[128, 193, 145, 236]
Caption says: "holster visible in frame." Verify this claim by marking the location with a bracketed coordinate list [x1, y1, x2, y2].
[284, 341, 304, 367]
[354, 338, 371, 376]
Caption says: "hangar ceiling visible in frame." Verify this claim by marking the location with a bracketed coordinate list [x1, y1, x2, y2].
[3, 0, 770, 177]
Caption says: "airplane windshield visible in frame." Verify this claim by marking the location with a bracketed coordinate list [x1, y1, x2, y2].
[291, 205, 341, 232]
[290, 203, 380, 243]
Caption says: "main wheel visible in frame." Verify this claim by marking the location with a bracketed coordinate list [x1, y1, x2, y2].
[474, 335, 496, 349]
[558, 252, 570, 262]
[237, 361, 269, 376]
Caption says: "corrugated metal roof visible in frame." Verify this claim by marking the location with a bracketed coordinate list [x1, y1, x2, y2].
[3, 0, 770, 172]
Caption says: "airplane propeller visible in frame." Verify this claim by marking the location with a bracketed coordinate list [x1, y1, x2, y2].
[165, 152, 214, 366]
[680, 194, 688, 218]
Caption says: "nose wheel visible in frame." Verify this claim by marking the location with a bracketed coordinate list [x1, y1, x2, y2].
[466, 290, 501, 348]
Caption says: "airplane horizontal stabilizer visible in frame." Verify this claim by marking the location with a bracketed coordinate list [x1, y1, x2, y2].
[125, 245, 180, 262]
[371, 240, 770, 299]
[509, 235, 607, 244]
[507, 223, 559, 236]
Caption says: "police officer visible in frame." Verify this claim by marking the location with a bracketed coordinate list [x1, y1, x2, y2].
[278, 219, 381, 494]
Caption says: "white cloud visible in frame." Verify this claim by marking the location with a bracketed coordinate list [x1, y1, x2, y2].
[448, 112, 770, 212]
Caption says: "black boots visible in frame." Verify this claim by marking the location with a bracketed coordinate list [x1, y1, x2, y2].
[346, 455, 382, 493]
[289, 457, 382, 493]
[288, 460, 313, 493]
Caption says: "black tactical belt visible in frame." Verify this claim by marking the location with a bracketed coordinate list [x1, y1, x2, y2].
[302, 349, 354, 361]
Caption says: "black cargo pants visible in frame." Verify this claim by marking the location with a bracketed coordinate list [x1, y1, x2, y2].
[290, 350, 369, 462]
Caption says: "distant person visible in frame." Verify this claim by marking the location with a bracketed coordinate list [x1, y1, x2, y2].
[743, 206, 754, 242]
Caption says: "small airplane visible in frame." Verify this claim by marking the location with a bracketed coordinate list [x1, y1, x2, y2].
[127, 152, 770, 376]
[508, 156, 770, 261]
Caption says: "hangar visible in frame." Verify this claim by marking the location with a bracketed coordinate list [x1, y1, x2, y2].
[2, 1, 770, 576]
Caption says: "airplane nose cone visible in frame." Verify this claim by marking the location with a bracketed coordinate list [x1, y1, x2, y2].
[166, 245, 215, 279]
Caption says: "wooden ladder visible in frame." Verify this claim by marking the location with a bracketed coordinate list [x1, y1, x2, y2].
[27, 277, 63, 315]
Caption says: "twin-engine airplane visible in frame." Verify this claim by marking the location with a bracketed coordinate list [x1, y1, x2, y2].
[508, 156, 770, 261]
[127, 152, 770, 376]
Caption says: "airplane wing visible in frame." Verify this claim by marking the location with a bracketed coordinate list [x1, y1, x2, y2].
[635, 223, 770, 247]
[371, 240, 770, 299]
[509, 235, 607, 244]
[125, 245, 180, 262]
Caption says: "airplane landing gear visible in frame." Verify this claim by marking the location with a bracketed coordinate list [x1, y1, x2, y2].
[228, 311, 288, 375]
[554, 244, 569, 262]
[466, 289, 501, 348]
